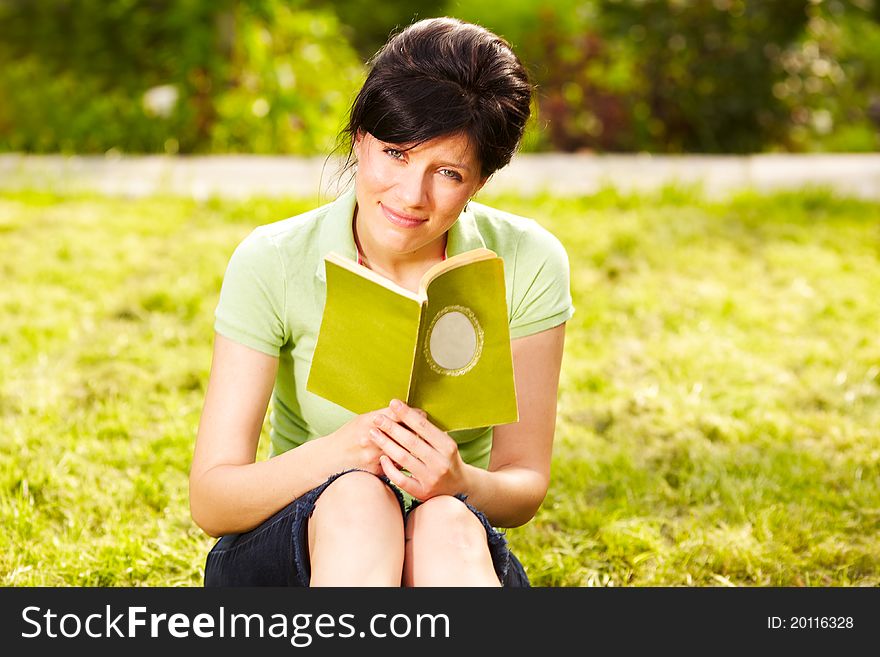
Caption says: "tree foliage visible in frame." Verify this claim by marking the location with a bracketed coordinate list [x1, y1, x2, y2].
[308, 0, 447, 59]
[0, 0, 877, 154]
[0, 0, 363, 154]
[451, 0, 879, 153]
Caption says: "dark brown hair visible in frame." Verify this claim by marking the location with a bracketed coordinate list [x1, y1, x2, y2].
[344, 17, 533, 179]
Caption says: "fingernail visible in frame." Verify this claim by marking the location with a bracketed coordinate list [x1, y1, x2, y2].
[390, 399, 403, 410]
[369, 429, 382, 441]
[372, 414, 384, 426]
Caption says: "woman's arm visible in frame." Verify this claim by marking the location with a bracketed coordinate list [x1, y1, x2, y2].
[371, 322, 566, 528]
[189, 334, 388, 537]
[458, 322, 566, 526]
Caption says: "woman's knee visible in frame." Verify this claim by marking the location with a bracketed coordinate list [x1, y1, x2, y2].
[311, 470, 402, 532]
[406, 495, 487, 553]
[308, 471, 405, 585]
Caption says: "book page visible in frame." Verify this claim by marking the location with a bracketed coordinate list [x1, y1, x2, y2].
[417, 247, 498, 300]
[324, 252, 421, 302]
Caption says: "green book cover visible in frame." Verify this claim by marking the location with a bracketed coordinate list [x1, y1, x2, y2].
[307, 248, 518, 431]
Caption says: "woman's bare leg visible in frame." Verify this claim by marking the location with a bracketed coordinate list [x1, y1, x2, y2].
[403, 495, 501, 587]
[308, 471, 404, 586]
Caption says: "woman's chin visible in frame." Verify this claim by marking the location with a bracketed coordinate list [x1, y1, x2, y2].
[377, 225, 430, 253]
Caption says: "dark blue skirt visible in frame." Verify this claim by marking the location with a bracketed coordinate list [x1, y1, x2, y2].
[204, 469, 530, 587]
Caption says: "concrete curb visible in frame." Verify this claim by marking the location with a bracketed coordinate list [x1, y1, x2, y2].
[1, 153, 878, 200]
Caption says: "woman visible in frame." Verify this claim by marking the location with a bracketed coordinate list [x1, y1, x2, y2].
[190, 17, 573, 587]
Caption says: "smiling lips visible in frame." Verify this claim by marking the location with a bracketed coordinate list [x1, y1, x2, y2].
[381, 203, 428, 228]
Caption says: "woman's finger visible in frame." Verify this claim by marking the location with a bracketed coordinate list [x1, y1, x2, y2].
[378, 455, 423, 499]
[369, 428, 424, 475]
[372, 413, 436, 464]
[389, 399, 457, 454]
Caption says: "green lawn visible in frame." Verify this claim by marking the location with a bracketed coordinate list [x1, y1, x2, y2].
[1, 186, 878, 586]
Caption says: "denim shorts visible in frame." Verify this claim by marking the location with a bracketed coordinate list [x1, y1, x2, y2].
[204, 469, 530, 587]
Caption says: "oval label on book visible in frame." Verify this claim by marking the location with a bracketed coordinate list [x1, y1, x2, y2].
[425, 305, 483, 376]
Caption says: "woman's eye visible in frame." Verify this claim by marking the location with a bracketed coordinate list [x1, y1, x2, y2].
[383, 148, 404, 160]
[439, 169, 462, 181]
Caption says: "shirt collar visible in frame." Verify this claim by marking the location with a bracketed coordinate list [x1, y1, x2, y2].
[315, 187, 487, 281]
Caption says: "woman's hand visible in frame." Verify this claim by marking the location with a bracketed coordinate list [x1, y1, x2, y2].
[327, 407, 394, 476]
[368, 399, 467, 501]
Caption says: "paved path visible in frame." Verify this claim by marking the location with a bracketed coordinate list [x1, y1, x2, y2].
[1, 153, 879, 200]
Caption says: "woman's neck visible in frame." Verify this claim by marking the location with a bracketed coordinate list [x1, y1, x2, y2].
[352, 214, 447, 291]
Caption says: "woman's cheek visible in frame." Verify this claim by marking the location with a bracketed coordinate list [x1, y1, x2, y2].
[361, 159, 396, 192]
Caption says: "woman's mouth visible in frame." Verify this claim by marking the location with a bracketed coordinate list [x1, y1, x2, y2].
[381, 203, 428, 228]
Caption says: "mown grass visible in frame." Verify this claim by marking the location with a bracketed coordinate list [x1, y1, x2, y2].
[1, 185, 878, 586]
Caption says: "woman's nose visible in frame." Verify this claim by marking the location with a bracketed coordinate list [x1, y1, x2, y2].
[395, 168, 429, 208]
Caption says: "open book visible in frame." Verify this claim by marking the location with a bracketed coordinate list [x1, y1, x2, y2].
[307, 248, 518, 431]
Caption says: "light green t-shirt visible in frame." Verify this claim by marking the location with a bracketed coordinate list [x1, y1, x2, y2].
[214, 188, 574, 468]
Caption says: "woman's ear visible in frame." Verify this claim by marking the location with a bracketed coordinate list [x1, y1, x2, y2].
[352, 130, 366, 160]
[473, 175, 489, 196]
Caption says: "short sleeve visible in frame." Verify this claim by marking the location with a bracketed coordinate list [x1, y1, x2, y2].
[508, 223, 575, 340]
[214, 229, 287, 356]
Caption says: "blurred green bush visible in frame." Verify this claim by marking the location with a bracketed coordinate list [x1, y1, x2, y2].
[0, 0, 364, 154]
[775, 2, 880, 152]
[451, 0, 880, 153]
[208, 3, 364, 154]
[0, 0, 877, 154]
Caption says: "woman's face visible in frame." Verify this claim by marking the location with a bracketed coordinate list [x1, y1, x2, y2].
[353, 131, 486, 257]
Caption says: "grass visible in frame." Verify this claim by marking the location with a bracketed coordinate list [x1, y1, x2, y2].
[1, 185, 878, 586]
